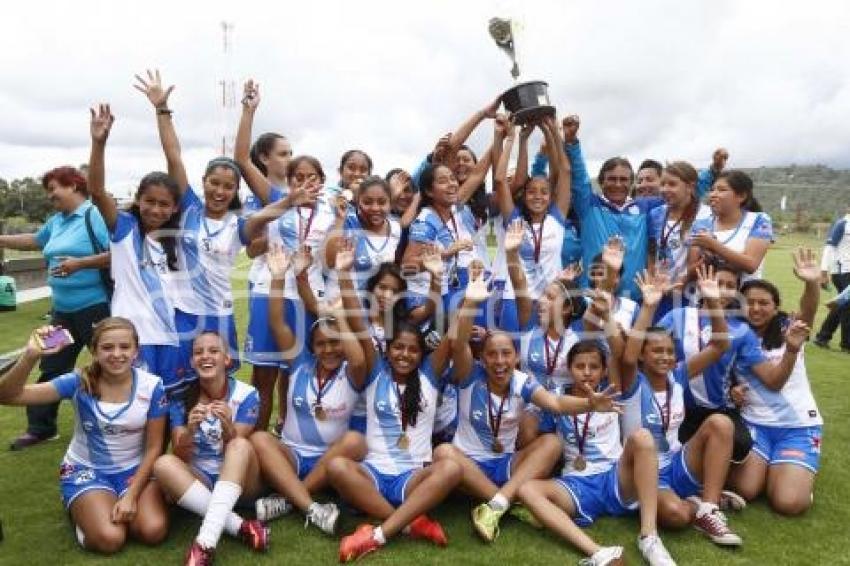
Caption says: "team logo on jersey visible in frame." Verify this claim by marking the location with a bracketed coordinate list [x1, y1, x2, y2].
[293, 396, 305, 408]
[59, 462, 75, 480]
[74, 469, 96, 485]
[158, 395, 169, 410]
[103, 424, 121, 436]
[82, 420, 95, 433]
[472, 409, 484, 421]
[810, 433, 822, 454]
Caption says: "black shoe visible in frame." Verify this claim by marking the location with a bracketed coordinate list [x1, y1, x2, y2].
[813, 339, 830, 349]
[9, 432, 59, 451]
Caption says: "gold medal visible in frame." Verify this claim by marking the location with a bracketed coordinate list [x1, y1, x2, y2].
[397, 433, 410, 450]
[314, 404, 327, 421]
[492, 439, 504, 453]
[573, 455, 587, 471]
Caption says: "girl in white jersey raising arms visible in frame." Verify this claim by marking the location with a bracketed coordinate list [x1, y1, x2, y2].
[88, 104, 182, 393]
[134, 70, 256, 395]
[0, 318, 168, 554]
[329, 246, 466, 562]
[154, 331, 267, 565]
[731, 248, 822, 515]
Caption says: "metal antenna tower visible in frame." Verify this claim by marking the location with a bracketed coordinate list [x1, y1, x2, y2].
[218, 21, 236, 156]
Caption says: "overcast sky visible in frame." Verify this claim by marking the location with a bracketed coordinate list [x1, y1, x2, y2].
[2, 0, 849, 197]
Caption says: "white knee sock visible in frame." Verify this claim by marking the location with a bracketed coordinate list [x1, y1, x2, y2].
[178, 480, 244, 547]
[75, 524, 86, 548]
[196, 480, 243, 549]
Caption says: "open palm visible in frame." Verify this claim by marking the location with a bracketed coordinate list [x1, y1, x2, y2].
[792, 248, 820, 283]
[133, 69, 174, 108]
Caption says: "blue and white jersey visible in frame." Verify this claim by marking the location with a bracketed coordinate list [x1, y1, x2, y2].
[173, 188, 248, 315]
[502, 205, 567, 300]
[452, 365, 540, 459]
[110, 211, 178, 346]
[268, 192, 337, 300]
[821, 214, 850, 274]
[613, 297, 639, 333]
[324, 212, 401, 302]
[648, 203, 712, 283]
[363, 357, 440, 475]
[739, 322, 822, 428]
[245, 186, 286, 295]
[620, 365, 688, 469]
[520, 325, 582, 392]
[541, 408, 622, 477]
[281, 350, 359, 457]
[690, 211, 774, 282]
[658, 307, 766, 409]
[169, 378, 259, 477]
[52, 368, 168, 474]
[434, 380, 459, 435]
[408, 205, 481, 296]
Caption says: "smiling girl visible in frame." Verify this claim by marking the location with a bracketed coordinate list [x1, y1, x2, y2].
[0, 318, 168, 554]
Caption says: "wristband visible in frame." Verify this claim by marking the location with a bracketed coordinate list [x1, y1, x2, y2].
[156, 108, 173, 116]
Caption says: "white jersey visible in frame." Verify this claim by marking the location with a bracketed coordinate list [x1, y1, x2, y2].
[690, 211, 774, 282]
[267, 193, 337, 300]
[502, 206, 567, 301]
[109, 212, 178, 346]
[173, 188, 247, 315]
[520, 326, 581, 392]
[542, 407, 622, 478]
[740, 336, 822, 428]
[281, 351, 359, 457]
[244, 187, 286, 295]
[613, 296, 639, 332]
[324, 213, 401, 302]
[169, 378, 259, 477]
[363, 358, 439, 475]
[620, 366, 687, 469]
[648, 203, 712, 283]
[53, 368, 168, 474]
[452, 365, 540, 459]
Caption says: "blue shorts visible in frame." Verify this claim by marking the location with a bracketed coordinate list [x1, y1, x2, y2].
[348, 415, 367, 434]
[659, 447, 702, 499]
[192, 465, 219, 489]
[499, 298, 519, 333]
[136, 344, 180, 392]
[59, 461, 137, 509]
[554, 464, 638, 527]
[747, 422, 822, 473]
[175, 309, 240, 380]
[244, 290, 282, 367]
[289, 447, 322, 480]
[473, 454, 514, 487]
[361, 462, 416, 508]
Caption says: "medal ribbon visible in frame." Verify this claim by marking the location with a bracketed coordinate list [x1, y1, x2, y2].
[298, 205, 317, 244]
[572, 412, 592, 456]
[394, 381, 408, 434]
[650, 378, 671, 438]
[314, 363, 341, 410]
[544, 334, 565, 377]
[529, 216, 546, 263]
[486, 382, 509, 446]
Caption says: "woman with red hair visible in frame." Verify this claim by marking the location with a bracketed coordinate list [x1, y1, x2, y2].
[0, 165, 112, 450]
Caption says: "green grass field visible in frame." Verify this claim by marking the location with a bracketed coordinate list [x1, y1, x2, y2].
[1, 233, 849, 565]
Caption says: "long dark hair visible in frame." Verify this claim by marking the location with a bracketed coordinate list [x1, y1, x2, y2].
[356, 176, 391, 226]
[130, 171, 181, 270]
[740, 279, 786, 350]
[250, 132, 287, 176]
[365, 262, 409, 322]
[386, 320, 427, 427]
[718, 170, 762, 213]
[458, 145, 489, 227]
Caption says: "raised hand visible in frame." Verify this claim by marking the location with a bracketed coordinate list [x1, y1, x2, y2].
[448, 239, 474, 255]
[267, 243, 291, 278]
[465, 270, 490, 304]
[635, 269, 662, 307]
[562, 114, 580, 144]
[519, 122, 534, 140]
[90, 104, 115, 143]
[133, 69, 174, 109]
[289, 178, 321, 208]
[583, 383, 623, 414]
[504, 219, 525, 253]
[602, 236, 625, 273]
[557, 262, 583, 284]
[792, 247, 820, 283]
[432, 132, 453, 166]
[420, 243, 444, 277]
[26, 326, 71, 357]
[241, 79, 260, 110]
[494, 113, 511, 138]
[292, 245, 313, 275]
[587, 288, 613, 320]
[482, 96, 501, 119]
[784, 319, 810, 351]
[335, 238, 355, 272]
[388, 170, 411, 198]
[696, 263, 721, 301]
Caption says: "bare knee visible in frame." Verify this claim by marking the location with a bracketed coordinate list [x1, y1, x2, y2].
[338, 431, 367, 457]
[432, 458, 462, 483]
[84, 523, 127, 555]
[133, 515, 169, 546]
[517, 479, 545, 505]
[432, 442, 461, 462]
[225, 436, 254, 459]
[770, 491, 812, 516]
[250, 430, 276, 451]
[538, 433, 563, 459]
[626, 428, 655, 452]
[658, 498, 693, 530]
[704, 413, 734, 439]
[326, 456, 355, 482]
[153, 453, 183, 477]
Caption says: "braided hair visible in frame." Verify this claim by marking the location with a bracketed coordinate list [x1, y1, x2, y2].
[386, 320, 427, 427]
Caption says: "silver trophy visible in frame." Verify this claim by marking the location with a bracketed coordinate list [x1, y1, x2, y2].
[489, 17, 555, 126]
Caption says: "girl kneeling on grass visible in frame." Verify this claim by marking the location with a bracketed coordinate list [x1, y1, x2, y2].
[517, 331, 677, 566]
[618, 267, 743, 546]
[730, 248, 823, 515]
[249, 244, 367, 535]
[433, 259, 621, 544]
[328, 242, 465, 562]
[0, 318, 168, 554]
[154, 331, 267, 565]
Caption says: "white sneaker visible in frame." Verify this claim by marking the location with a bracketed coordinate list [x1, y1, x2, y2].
[305, 502, 340, 535]
[578, 546, 624, 565]
[255, 494, 293, 522]
[638, 534, 677, 566]
[719, 490, 747, 512]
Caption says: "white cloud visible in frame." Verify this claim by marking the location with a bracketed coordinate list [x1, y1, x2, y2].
[1, 0, 848, 192]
